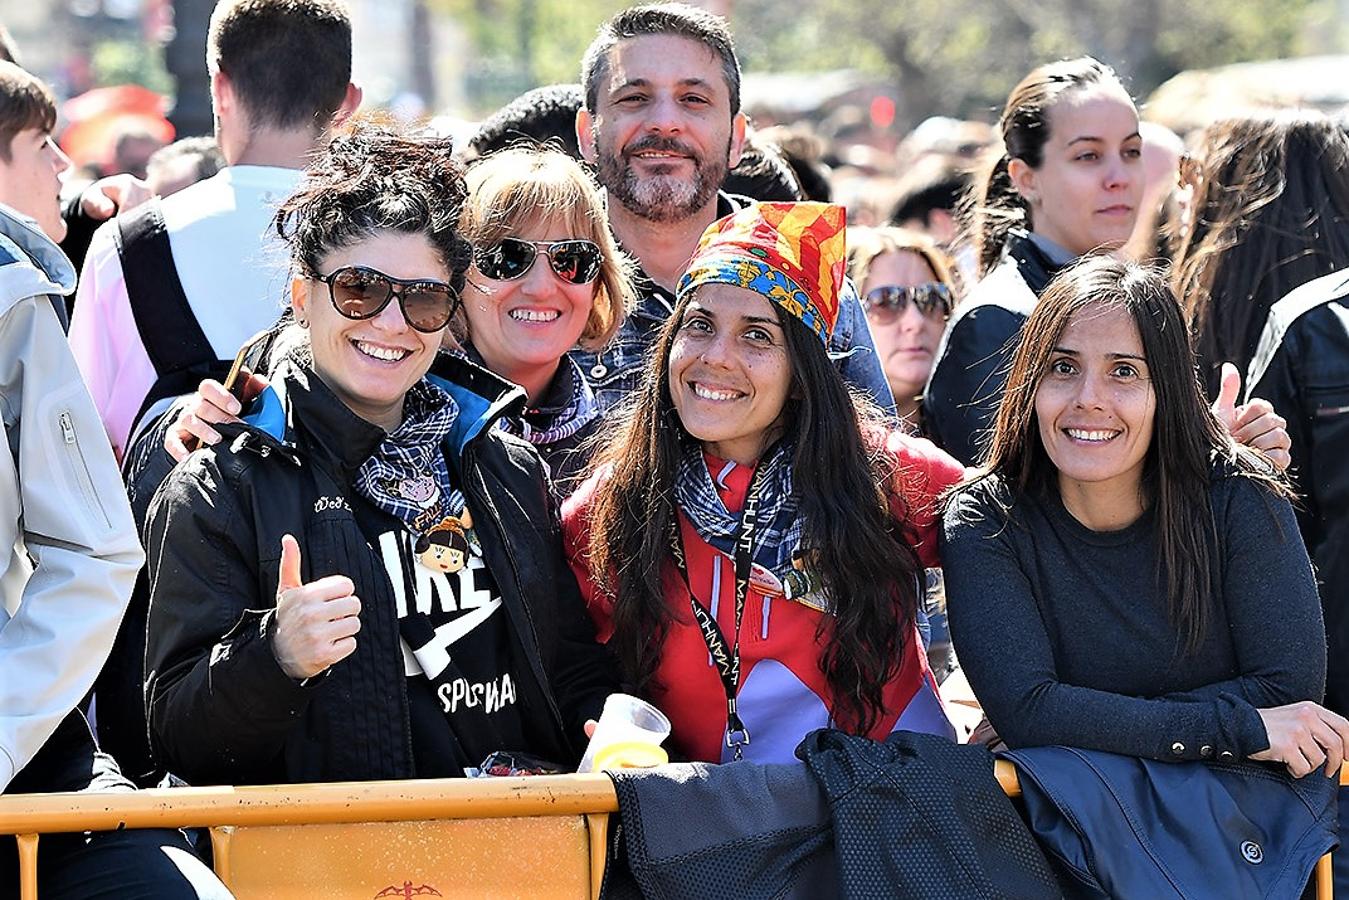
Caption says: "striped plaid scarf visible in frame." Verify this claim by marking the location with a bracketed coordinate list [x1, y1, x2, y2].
[510, 355, 601, 447]
[672, 439, 803, 579]
[458, 345, 601, 449]
[354, 379, 465, 527]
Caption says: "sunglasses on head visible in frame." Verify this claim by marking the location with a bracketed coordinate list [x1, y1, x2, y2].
[474, 237, 603, 285]
[311, 265, 460, 333]
[862, 282, 954, 322]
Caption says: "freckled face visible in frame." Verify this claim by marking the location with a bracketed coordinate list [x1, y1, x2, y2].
[668, 284, 792, 465]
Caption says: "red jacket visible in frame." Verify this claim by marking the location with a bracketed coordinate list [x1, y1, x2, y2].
[562, 431, 964, 764]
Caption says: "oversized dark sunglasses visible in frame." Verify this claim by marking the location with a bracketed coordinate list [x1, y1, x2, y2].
[474, 237, 603, 285]
[862, 282, 954, 322]
[312, 265, 460, 333]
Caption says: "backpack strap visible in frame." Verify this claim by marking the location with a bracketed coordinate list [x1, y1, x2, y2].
[114, 200, 216, 377]
[114, 200, 230, 441]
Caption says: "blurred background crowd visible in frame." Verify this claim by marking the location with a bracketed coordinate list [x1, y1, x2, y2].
[2, 0, 1347, 221]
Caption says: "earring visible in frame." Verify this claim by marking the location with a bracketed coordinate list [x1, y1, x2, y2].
[297, 316, 308, 329]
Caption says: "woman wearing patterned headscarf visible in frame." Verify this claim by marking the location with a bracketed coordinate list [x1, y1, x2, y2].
[563, 203, 961, 765]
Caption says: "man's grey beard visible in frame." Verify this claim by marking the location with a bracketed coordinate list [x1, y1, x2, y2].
[594, 137, 731, 224]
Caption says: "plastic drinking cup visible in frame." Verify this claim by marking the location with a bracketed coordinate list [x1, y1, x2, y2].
[576, 693, 671, 774]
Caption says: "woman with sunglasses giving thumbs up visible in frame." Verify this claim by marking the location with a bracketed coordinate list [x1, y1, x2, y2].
[143, 120, 618, 788]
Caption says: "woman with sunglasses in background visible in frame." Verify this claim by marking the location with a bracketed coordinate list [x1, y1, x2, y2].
[143, 121, 616, 787]
[848, 226, 960, 682]
[457, 147, 635, 496]
[847, 226, 957, 433]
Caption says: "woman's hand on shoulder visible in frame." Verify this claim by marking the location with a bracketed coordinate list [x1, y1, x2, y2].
[1249, 700, 1349, 778]
[1212, 362, 1291, 471]
[165, 374, 266, 462]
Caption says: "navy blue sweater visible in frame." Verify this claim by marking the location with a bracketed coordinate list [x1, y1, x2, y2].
[940, 470, 1325, 763]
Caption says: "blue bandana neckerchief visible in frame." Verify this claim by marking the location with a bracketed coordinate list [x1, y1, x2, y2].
[510, 354, 601, 447]
[673, 439, 804, 582]
[353, 378, 466, 532]
[457, 345, 601, 448]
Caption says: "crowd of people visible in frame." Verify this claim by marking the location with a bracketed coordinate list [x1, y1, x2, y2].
[2, 0, 1348, 896]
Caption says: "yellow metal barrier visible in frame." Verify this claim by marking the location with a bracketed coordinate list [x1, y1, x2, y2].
[0, 775, 617, 900]
[1, 763, 1344, 898]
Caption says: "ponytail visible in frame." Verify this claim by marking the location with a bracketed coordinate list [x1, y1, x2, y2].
[963, 151, 1030, 277]
[962, 56, 1129, 278]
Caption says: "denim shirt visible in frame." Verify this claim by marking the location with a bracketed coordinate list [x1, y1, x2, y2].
[569, 194, 895, 417]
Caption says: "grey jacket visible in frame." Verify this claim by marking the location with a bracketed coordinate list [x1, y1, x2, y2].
[0, 203, 143, 791]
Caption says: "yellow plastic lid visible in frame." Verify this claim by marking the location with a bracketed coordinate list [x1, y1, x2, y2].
[592, 741, 669, 771]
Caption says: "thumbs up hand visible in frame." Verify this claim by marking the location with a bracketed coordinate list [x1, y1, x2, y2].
[1213, 362, 1241, 429]
[1211, 362, 1291, 471]
[271, 534, 361, 680]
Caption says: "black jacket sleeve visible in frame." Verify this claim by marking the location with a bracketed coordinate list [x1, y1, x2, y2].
[924, 304, 1025, 467]
[144, 452, 318, 785]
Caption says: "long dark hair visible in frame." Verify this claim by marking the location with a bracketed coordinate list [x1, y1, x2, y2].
[976, 255, 1289, 651]
[1173, 112, 1349, 395]
[584, 293, 921, 734]
[963, 57, 1129, 277]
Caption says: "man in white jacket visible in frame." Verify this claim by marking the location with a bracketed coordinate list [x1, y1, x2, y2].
[0, 59, 229, 898]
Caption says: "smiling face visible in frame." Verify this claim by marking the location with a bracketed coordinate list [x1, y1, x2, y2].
[1035, 302, 1155, 520]
[463, 217, 596, 397]
[859, 249, 948, 411]
[668, 284, 792, 465]
[1010, 86, 1143, 257]
[579, 33, 745, 223]
[0, 128, 71, 242]
[293, 230, 449, 431]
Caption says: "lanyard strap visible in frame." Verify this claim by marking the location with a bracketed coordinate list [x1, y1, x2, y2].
[669, 461, 770, 761]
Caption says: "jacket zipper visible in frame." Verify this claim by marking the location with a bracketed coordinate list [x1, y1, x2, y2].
[58, 411, 112, 530]
[316, 454, 415, 774]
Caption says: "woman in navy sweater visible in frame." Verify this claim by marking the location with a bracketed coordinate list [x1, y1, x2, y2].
[942, 255, 1348, 778]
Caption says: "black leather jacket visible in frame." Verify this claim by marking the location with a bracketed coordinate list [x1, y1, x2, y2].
[1247, 269, 1349, 715]
[144, 354, 617, 786]
[923, 232, 1062, 466]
